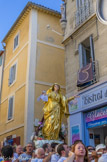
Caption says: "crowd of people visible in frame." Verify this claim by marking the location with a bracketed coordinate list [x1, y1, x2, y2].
[0, 140, 107, 162]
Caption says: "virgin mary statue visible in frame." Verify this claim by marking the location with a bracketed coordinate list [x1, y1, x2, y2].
[42, 83, 75, 140]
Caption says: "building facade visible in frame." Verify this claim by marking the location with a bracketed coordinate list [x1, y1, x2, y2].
[61, 0, 107, 146]
[0, 2, 66, 146]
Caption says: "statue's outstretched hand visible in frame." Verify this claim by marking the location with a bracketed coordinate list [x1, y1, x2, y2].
[37, 91, 48, 102]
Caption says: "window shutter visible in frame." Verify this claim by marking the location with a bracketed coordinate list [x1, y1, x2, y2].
[78, 44, 83, 68]
[14, 38, 16, 49]
[9, 68, 13, 85]
[82, 46, 87, 66]
[16, 35, 18, 46]
[76, 0, 83, 8]
[12, 64, 16, 82]
[90, 35, 95, 61]
[76, 0, 79, 9]
[9, 64, 16, 86]
[8, 97, 13, 120]
[14, 34, 19, 49]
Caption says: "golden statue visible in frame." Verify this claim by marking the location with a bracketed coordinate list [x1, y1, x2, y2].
[42, 83, 75, 140]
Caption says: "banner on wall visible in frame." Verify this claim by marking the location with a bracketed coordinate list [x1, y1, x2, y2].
[71, 125, 80, 144]
[85, 106, 107, 128]
[77, 63, 93, 87]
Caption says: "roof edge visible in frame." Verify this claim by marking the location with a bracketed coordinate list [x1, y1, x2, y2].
[2, 2, 61, 43]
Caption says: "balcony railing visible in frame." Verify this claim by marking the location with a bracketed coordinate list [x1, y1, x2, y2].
[77, 61, 99, 90]
[75, 0, 94, 27]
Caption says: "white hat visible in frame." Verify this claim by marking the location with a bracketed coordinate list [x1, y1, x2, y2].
[96, 144, 106, 152]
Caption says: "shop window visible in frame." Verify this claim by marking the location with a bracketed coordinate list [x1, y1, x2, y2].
[14, 33, 19, 50]
[8, 96, 14, 120]
[8, 63, 17, 86]
[78, 35, 95, 68]
[94, 134, 100, 145]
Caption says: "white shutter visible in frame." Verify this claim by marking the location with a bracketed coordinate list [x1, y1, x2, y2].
[8, 97, 13, 120]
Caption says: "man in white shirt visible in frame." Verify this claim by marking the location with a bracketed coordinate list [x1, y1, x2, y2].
[13, 145, 23, 162]
[19, 142, 33, 162]
[57, 144, 69, 162]
[31, 148, 52, 162]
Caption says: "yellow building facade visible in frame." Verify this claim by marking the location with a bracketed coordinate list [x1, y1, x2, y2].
[0, 2, 65, 146]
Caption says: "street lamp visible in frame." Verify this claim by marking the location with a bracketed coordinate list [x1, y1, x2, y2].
[46, 24, 63, 36]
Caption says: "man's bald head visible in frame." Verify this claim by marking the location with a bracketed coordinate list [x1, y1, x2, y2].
[16, 145, 23, 155]
[35, 148, 45, 159]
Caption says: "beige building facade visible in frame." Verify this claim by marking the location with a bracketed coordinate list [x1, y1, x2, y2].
[61, 0, 107, 146]
[0, 2, 66, 146]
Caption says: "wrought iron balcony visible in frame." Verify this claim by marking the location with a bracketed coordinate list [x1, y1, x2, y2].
[75, 0, 94, 28]
[77, 61, 99, 90]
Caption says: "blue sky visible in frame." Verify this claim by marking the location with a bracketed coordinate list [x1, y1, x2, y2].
[0, 0, 62, 50]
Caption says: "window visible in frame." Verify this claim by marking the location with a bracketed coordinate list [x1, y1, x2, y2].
[78, 35, 95, 68]
[8, 96, 14, 120]
[9, 63, 17, 86]
[76, 0, 84, 9]
[0, 55, 2, 66]
[75, 0, 94, 27]
[14, 34, 19, 50]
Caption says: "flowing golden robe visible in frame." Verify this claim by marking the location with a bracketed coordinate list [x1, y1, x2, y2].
[42, 88, 70, 140]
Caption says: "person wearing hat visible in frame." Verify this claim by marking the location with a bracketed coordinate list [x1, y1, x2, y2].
[96, 144, 106, 156]
[91, 144, 106, 162]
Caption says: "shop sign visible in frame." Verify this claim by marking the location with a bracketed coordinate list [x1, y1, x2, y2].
[68, 98, 78, 112]
[85, 106, 107, 128]
[81, 83, 107, 108]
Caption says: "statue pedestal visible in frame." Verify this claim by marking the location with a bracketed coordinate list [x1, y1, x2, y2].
[34, 139, 63, 148]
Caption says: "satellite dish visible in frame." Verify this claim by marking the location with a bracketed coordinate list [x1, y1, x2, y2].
[96, 0, 107, 25]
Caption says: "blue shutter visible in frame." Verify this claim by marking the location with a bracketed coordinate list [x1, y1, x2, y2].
[82, 46, 87, 66]
[78, 44, 83, 68]
[76, 0, 79, 9]
[90, 35, 94, 61]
